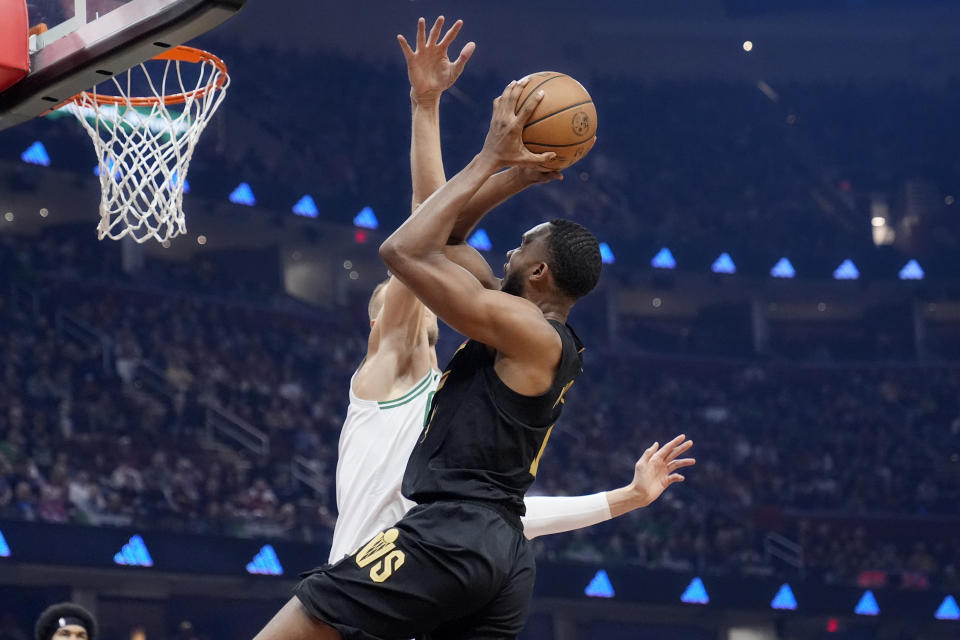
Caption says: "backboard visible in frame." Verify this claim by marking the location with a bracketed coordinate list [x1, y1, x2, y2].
[0, 0, 245, 131]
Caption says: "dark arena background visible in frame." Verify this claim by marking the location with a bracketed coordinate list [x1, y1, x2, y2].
[2, 0, 960, 638]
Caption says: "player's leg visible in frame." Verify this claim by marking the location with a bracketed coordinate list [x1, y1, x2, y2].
[253, 597, 342, 640]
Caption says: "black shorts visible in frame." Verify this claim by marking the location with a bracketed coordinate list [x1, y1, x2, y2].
[294, 501, 535, 640]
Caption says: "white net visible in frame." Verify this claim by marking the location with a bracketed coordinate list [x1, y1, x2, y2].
[67, 49, 229, 244]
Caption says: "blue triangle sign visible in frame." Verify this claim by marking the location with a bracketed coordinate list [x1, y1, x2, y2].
[353, 206, 379, 229]
[21, 141, 51, 166]
[467, 229, 492, 251]
[169, 170, 190, 194]
[651, 247, 676, 269]
[599, 242, 615, 265]
[770, 257, 796, 278]
[854, 590, 879, 616]
[0, 528, 10, 557]
[833, 259, 860, 280]
[113, 534, 153, 567]
[293, 195, 319, 218]
[246, 545, 284, 576]
[711, 252, 736, 274]
[681, 577, 709, 604]
[94, 159, 122, 180]
[229, 182, 256, 206]
[584, 569, 615, 598]
[771, 583, 798, 610]
[899, 259, 924, 281]
[935, 595, 959, 620]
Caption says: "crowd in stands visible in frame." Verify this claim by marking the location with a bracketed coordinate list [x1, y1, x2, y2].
[3, 42, 960, 594]
[1, 229, 959, 592]
[5, 48, 958, 275]
[206, 49, 960, 271]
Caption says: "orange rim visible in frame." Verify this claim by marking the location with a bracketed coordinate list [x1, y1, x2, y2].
[69, 45, 228, 107]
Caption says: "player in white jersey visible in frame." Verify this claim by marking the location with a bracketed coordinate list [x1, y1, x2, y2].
[326, 16, 695, 564]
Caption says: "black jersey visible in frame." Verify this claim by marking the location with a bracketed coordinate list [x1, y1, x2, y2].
[401, 319, 584, 517]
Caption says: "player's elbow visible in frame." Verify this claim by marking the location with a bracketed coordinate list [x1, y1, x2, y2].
[379, 238, 412, 274]
[379, 237, 401, 266]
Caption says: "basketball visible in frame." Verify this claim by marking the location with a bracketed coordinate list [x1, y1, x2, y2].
[515, 71, 597, 170]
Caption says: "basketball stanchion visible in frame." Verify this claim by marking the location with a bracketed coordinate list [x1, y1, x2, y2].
[66, 46, 229, 244]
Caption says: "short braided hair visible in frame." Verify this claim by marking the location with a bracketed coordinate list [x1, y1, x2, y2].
[545, 219, 602, 299]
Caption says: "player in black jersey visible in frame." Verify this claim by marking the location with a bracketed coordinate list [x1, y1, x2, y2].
[252, 78, 694, 640]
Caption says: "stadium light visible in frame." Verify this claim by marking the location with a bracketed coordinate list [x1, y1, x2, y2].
[353, 206, 379, 230]
[113, 535, 153, 567]
[229, 182, 256, 206]
[247, 545, 284, 576]
[0, 528, 9, 557]
[170, 170, 190, 194]
[935, 595, 959, 621]
[770, 257, 795, 279]
[711, 252, 736, 274]
[94, 159, 122, 180]
[899, 259, 924, 281]
[833, 259, 860, 281]
[771, 584, 798, 610]
[681, 577, 709, 604]
[293, 195, 319, 218]
[21, 141, 50, 166]
[467, 229, 492, 251]
[651, 247, 676, 269]
[584, 570, 615, 598]
[855, 590, 880, 616]
[599, 242, 615, 264]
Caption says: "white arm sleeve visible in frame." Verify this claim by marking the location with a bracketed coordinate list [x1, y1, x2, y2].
[520, 492, 612, 540]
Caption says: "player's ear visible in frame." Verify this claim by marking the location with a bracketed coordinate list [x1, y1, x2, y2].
[529, 261, 548, 281]
[370, 319, 376, 329]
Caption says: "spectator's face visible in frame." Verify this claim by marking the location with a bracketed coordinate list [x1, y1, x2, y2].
[14, 482, 31, 501]
[52, 625, 88, 640]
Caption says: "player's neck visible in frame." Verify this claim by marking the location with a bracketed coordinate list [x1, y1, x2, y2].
[538, 302, 570, 326]
[524, 290, 571, 325]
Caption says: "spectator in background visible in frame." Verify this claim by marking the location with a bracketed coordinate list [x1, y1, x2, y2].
[33, 603, 97, 640]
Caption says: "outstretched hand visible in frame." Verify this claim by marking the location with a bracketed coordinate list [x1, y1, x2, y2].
[628, 434, 696, 508]
[480, 79, 557, 169]
[398, 16, 475, 105]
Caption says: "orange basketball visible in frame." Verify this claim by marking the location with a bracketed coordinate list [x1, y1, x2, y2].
[515, 71, 597, 170]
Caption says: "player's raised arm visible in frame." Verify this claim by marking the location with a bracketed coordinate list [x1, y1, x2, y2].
[399, 16, 474, 212]
[521, 435, 696, 539]
[355, 17, 473, 396]
[380, 79, 560, 361]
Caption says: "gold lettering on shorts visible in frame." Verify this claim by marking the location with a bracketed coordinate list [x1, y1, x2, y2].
[355, 528, 399, 568]
[369, 549, 406, 583]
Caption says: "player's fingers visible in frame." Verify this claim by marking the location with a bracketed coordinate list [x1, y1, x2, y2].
[639, 442, 657, 463]
[516, 88, 545, 125]
[416, 17, 427, 50]
[439, 18, 463, 50]
[667, 474, 686, 485]
[520, 151, 556, 167]
[658, 434, 687, 456]
[496, 80, 517, 107]
[666, 439, 693, 462]
[454, 42, 476, 75]
[581, 135, 598, 154]
[427, 15, 445, 46]
[397, 35, 415, 60]
[669, 458, 696, 471]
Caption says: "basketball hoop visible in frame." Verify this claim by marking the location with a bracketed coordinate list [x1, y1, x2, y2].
[66, 46, 229, 244]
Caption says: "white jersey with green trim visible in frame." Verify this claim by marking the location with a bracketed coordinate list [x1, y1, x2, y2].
[328, 368, 441, 563]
